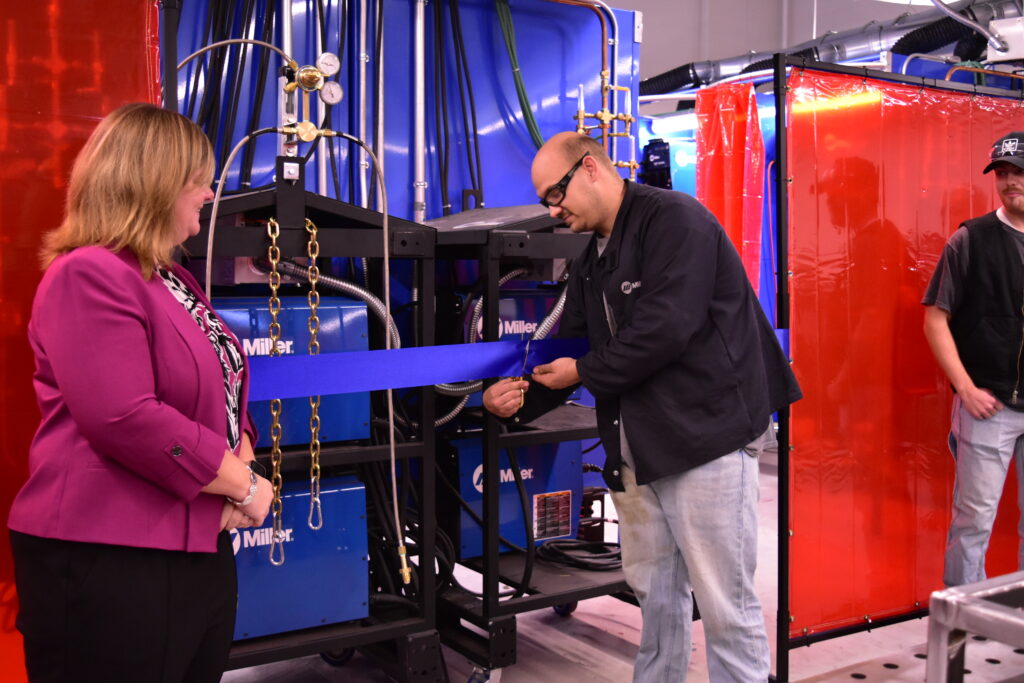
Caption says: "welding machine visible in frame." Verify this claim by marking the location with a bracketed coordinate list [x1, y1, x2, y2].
[231, 476, 369, 640]
[213, 297, 370, 447]
[439, 438, 582, 560]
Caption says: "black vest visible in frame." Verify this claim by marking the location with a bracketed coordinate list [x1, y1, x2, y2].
[950, 211, 1024, 404]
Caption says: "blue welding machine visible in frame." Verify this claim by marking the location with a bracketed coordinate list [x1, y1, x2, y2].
[439, 439, 582, 560]
[231, 476, 369, 640]
[213, 297, 370, 447]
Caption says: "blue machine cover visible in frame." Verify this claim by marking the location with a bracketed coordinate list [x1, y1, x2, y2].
[232, 476, 369, 640]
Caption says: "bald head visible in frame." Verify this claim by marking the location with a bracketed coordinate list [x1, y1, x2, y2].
[531, 132, 625, 237]
[532, 132, 616, 186]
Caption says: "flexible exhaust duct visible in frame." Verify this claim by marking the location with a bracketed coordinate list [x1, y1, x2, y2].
[639, 0, 1022, 95]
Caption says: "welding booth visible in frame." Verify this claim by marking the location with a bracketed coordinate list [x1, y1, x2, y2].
[3, 1, 1024, 682]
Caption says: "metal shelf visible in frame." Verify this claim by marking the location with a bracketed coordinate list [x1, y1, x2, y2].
[433, 211, 624, 672]
[192, 157, 442, 681]
[445, 555, 630, 620]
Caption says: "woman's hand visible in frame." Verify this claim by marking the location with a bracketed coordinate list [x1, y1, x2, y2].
[220, 500, 256, 531]
[236, 475, 273, 527]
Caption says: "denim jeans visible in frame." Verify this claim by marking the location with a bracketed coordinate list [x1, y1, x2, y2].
[611, 448, 770, 682]
[944, 395, 1024, 587]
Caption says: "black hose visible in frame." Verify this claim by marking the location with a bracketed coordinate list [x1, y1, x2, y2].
[503, 447, 534, 598]
[240, 0, 275, 188]
[186, 0, 217, 119]
[891, 15, 976, 55]
[433, 0, 452, 215]
[741, 47, 817, 74]
[219, 0, 256, 167]
[536, 539, 622, 571]
[450, 0, 484, 205]
[639, 63, 700, 96]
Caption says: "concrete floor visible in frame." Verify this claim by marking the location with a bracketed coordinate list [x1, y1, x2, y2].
[225, 452, 1024, 683]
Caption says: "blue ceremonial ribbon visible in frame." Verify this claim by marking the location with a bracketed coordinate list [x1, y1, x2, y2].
[247, 338, 589, 401]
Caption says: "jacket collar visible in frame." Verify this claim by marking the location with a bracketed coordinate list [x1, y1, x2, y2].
[594, 179, 635, 273]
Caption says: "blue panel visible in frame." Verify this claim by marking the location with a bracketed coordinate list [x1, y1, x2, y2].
[446, 438, 582, 560]
[231, 476, 369, 640]
[172, 1, 642, 219]
[214, 296, 370, 445]
[756, 92, 778, 327]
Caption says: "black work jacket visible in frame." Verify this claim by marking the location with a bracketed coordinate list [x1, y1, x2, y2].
[516, 181, 801, 491]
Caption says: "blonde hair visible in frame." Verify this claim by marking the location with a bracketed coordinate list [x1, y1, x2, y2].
[42, 103, 214, 277]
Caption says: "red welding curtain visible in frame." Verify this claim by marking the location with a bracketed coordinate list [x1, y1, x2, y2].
[696, 83, 765, 292]
[786, 68, 1024, 639]
[0, 2, 160, 679]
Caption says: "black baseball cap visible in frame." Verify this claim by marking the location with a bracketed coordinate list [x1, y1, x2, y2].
[983, 131, 1024, 173]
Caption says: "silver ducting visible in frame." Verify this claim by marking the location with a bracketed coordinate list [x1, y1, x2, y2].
[642, 0, 1023, 94]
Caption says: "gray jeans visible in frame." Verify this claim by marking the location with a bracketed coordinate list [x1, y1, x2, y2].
[612, 444, 770, 682]
[945, 394, 1024, 586]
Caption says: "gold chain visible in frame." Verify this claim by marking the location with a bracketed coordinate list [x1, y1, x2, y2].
[305, 218, 323, 530]
[266, 218, 286, 566]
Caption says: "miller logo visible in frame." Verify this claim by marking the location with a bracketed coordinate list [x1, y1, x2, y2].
[242, 337, 295, 356]
[230, 526, 295, 555]
[475, 317, 538, 340]
[471, 463, 535, 493]
[1002, 138, 1020, 155]
[620, 280, 642, 294]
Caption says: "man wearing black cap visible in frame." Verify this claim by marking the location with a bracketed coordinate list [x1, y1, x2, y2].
[923, 131, 1024, 587]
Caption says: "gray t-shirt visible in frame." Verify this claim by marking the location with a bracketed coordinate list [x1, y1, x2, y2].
[922, 208, 1024, 313]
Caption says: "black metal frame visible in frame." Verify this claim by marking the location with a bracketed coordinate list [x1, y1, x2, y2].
[433, 220, 632, 671]
[185, 160, 440, 682]
[770, 54, 1024, 682]
[158, 0, 181, 111]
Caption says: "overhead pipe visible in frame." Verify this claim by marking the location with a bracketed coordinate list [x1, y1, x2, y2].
[640, 0, 1022, 95]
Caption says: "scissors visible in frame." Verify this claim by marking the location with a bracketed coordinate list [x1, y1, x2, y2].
[520, 337, 532, 378]
[513, 338, 531, 410]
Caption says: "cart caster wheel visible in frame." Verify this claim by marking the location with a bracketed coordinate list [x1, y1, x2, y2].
[320, 647, 355, 666]
[468, 666, 499, 682]
[553, 601, 578, 617]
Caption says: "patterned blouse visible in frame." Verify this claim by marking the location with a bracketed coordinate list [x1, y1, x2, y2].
[157, 268, 243, 451]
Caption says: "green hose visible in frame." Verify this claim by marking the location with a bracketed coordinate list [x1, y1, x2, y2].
[496, 0, 545, 149]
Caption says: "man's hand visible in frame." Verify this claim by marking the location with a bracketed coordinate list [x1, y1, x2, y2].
[482, 378, 529, 418]
[959, 385, 1004, 420]
[532, 357, 580, 390]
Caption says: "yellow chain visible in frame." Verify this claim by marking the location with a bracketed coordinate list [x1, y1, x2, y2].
[305, 218, 323, 530]
[266, 218, 286, 566]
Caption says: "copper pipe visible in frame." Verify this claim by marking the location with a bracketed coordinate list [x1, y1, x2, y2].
[543, 0, 610, 151]
[944, 65, 1024, 83]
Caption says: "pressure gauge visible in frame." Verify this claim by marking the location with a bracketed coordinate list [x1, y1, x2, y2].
[296, 65, 324, 92]
[319, 80, 344, 106]
[316, 52, 341, 77]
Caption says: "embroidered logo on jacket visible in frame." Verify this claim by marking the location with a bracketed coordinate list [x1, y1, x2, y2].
[621, 280, 642, 294]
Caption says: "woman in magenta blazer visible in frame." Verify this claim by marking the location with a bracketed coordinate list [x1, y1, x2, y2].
[7, 103, 273, 683]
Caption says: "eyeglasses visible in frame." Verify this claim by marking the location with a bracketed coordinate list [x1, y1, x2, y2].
[539, 154, 589, 208]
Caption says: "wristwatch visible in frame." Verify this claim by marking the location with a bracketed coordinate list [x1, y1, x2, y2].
[228, 464, 259, 507]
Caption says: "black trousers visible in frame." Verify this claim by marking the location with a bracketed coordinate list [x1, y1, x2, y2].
[10, 530, 237, 683]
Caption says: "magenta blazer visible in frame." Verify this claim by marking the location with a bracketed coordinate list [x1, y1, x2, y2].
[8, 246, 254, 553]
